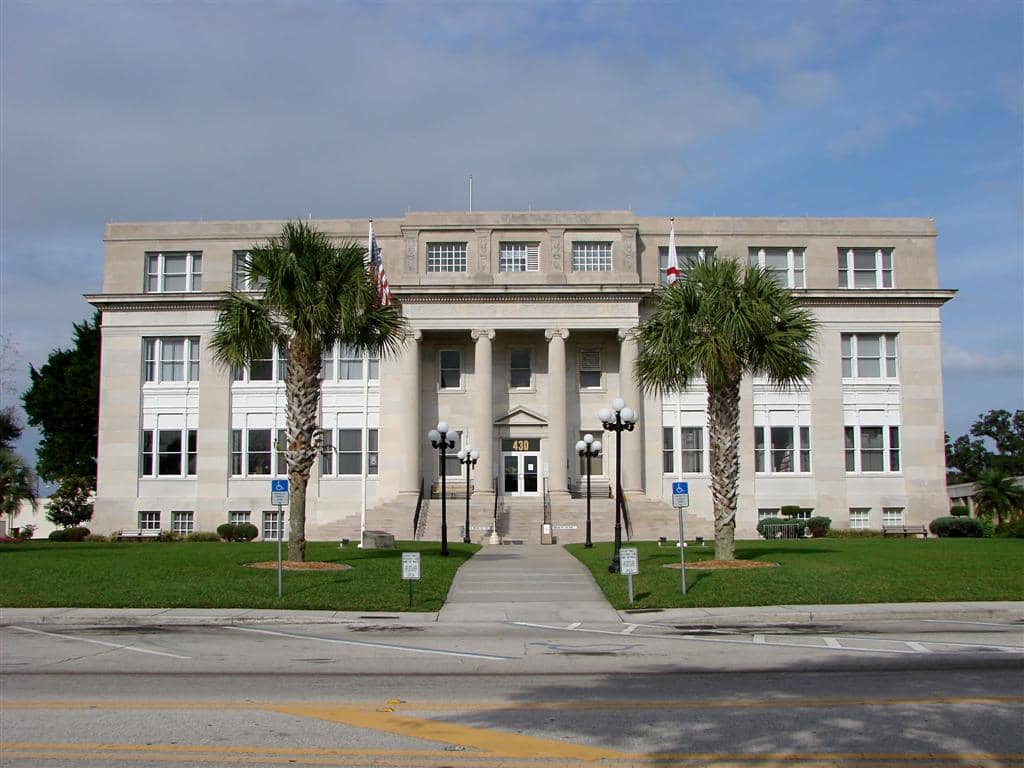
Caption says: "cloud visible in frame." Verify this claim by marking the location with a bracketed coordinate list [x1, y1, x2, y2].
[777, 70, 839, 105]
[943, 344, 1024, 376]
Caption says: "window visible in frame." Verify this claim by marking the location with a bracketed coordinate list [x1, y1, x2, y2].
[321, 344, 378, 382]
[572, 242, 612, 272]
[141, 429, 197, 478]
[247, 429, 272, 475]
[368, 428, 379, 476]
[754, 426, 811, 474]
[510, 349, 532, 388]
[276, 429, 287, 476]
[320, 430, 333, 475]
[339, 345, 362, 380]
[232, 251, 268, 291]
[841, 333, 898, 379]
[262, 510, 282, 540]
[230, 428, 285, 477]
[439, 350, 462, 389]
[658, 246, 714, 284]
[228, 511, 250, 526]
[579, 349, 601, 389]
[427, 242, 467, 273]
[143, 338, 200, 383]
[849, 508, 870, 530]
[145, 251, 201, 293]
[440, 430, 463, 477]
[839, 248, 893, 289]
[233, 343, 288, 383]
[680, 427, 704, 473]
[749, 247, 805, 288]
[845, 425, 901, 473]
[338, 429, 362, 475]
[760, 507, 812, 520]
[883, 507, 905, 526]
[579, 431, 604, 476]
[172, 511, 194, 536]
[139, 511, 161, 530]
[499, 242, 540, 272]
[319, 427, 378, 477]
[662, 427, 674, 474]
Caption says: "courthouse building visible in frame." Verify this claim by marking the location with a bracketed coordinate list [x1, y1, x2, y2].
[88, 211, 954, 542]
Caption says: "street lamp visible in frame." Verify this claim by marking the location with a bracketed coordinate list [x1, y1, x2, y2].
[599, 397, 637, 572]
[457, 445, 479, 544]
[427, 421, 455, 556]
[575, 434, 603, 548]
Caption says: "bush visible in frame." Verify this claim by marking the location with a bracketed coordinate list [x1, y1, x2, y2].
[157, 530, 180, 542]
[217, 523, 237, 541]
[84, 533, 109, 542]
[826, 528, 884, 538]
[779, 505, 802, 518]
[929, 516, 984, 538]
[980, 518, 995, 538]
[235, 522, 259, 541]
[994, 519, 1024, 538]
[17, 524, 36, 541]
[49, 526, 91, 542]
[185, 531, 222, 542]
[806, 516, 831, 538]
[949, 505, 970, 517]
[0, 535, 20, 543]
[757, 517, 805, 539]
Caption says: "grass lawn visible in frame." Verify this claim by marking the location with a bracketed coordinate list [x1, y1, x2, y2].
[566, 538, 1024, 610]
[0, 540, 479, 611]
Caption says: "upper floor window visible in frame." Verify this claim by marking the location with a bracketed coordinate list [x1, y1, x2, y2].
[499, 242, 540, 272]
[754, 425, 812, 473]
[141, 428, 197, 478]
[145, 251, 202, 293]
[658, 246, 714, 285]
[319, 428, 379, 477]
[579, 349, 602, 389]
[572, 242, 612, 272]
[427, 242, 467, 273]
[749, 247, 804, 288]
[509, 349, 532, 389]
[845, 425, 901, 473]
[841, 333, 898, 379]
[143, 337, 200, 384]
[663, 426, 707, 474]
[232, 343, 287, 383]
[231, 427, 287, 476]
[320, 343, 379, 382]
[439, 350, 462, 389]
[232, 251, 268, 291]
[839, 248, 893, 289]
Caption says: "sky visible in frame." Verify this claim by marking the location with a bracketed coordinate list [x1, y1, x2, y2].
[1, 0, 1022, 473]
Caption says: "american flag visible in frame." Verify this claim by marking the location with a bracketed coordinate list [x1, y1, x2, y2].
[666, 218, 680, 285]
[368, 219, 392, 306]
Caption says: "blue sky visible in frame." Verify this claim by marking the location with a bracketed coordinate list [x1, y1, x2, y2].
[1, 0, 1021, 470]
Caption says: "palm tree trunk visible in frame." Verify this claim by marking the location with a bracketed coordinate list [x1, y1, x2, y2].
[707, 378, 741, 561]
[284, 341, 321, 562]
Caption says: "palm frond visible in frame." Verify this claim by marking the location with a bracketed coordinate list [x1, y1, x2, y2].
[210, 292, 280, 370]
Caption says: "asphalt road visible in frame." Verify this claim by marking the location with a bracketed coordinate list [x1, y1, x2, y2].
[2, 616, 1022, 767]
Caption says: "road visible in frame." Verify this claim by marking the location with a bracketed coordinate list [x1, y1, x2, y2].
[2, 615, 1022, 767]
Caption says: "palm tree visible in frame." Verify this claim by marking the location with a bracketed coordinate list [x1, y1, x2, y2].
[0, 447, 38, 528]
[634, 258, 818, 560]
[211, 221, 405, 561]
[972, 469, 1024, 526]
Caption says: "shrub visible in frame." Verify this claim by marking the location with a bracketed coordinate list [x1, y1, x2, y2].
[806, 516, 831, 538]
[826, 528, 884, 538]
[980, 518, 995, 538]
[84, 533, 109, 542]
[45, 476, 94, 529]
[949, 505, 970, 517]
[185, 531, 222, 542]
[757, 517, 805, 539]
[0, 535, 20, 543]
[17, 524, 36, 541]
[929, 516, 984, 538]
[235, 522, 259, 541]
[157, 530, 180, 542]
[779, 505, 803, 518]
[49, 526, 91, 542]
[994, 519, 1024, 538]
[217, 523, 238, 541]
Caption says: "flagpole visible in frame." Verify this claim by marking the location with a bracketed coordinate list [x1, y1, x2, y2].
[358, 220, 373, 549]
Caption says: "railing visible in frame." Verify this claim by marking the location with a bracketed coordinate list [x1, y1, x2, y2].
[492, 475, 503, 537]
[761, 523, 804, 540]
[621, 491, 634, 541]
[412, 478, 425, 540]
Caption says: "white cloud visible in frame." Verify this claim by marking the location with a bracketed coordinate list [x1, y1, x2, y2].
[943, 344, 1024, 375]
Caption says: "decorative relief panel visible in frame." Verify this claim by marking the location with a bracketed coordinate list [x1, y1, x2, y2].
[622, 231, 636, 271]
[404, 233, 417, 272]
[548, 229, 564, 271]
[476, 230, 491, 272]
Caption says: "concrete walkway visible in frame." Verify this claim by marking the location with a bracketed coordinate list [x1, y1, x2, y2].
[437, 544, 621, 623]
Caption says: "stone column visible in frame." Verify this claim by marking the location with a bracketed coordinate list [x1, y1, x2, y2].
[471, 329, 495, 495]
[618, 329, 643, 492]
[546, 328, 570, 495]
[394, 329, 422, 494]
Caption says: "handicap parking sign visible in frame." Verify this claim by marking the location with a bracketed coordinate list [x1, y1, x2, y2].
[271, 478, 289, 505]
[672, 481, 689, 508]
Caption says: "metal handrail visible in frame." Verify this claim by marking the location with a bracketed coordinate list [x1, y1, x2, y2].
[412, 477, 425, 539]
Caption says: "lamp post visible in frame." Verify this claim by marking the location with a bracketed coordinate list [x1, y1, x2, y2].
[427, 422, 455, 556]
[457, 445, 479, 544]
[599, 398, 637, 572]
[575, 434, 603, 548]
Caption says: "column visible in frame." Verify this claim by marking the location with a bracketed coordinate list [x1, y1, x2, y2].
[618, 329, 643, 493]
[391, 329, 421, 494]
[546, 328, 569, 495]
[471, 329, 494, 495]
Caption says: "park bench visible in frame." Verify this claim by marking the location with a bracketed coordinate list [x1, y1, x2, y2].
[118, 528, 160, 541]
[881, 524, 928, 538]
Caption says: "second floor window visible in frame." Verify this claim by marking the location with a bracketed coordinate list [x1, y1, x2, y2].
[233, 344, 287, 383]
[145, 251, 201, 293]
[231, 428, 287, 476]
[141, 428, 197, 477]
[427, 242, 467, 273]
[143, 337, 200, 383]
[845, 425, 901, 473]
[754, 425, 811, 473]
[579, 349, 602, 389]
[842, 333, 898, 379]
[321, 343, 379, 382]
[232, 251, 269, 291]
[439, 350, 462, 389]
[839, 248, 893, 289]
[658, 246, 714, 284]
[749, 247, 805, 288]
[499, 242, 540, 272]
[572, 242, 612, 272]
[510, 349, 532, 388]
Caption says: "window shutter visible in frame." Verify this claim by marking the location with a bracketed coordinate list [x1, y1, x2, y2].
[580, 349, 601, 371]
[526, 244, 540, 271]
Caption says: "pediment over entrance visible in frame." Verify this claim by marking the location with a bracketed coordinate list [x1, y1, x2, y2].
[494, 406, 548, 427]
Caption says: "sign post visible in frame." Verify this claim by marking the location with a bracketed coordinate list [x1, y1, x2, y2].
[619, 547, 638, 605]
[402, 552, 421, 608]
[271, 479, 289, 598]
[672, 482, 689, 595]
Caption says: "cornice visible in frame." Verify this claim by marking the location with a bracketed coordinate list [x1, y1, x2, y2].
[395, 285, 654, 303]
[85, 293, 225, 312]
[791, 289, 956, 307]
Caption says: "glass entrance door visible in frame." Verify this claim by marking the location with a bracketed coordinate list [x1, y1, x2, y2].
[502, 453, 541, 495]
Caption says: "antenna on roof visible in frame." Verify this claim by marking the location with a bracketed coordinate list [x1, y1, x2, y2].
[468, 174, 474, 212]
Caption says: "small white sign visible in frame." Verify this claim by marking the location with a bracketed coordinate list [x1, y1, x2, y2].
[402, 552, 421, 580]
[619, 547, 639, 575]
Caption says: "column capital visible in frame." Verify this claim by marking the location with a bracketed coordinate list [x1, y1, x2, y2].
[617, 328, 635, 342]
[470, 329, 495, 341]
[404, 328, 422, 342]
[545, 328, 569, 341]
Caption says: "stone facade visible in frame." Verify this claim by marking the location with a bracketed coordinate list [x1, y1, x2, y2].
[88, 211, 954, 542]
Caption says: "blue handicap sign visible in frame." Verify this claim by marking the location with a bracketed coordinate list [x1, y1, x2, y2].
[272, 479, 289, 493]
[672, 481, 689, 495]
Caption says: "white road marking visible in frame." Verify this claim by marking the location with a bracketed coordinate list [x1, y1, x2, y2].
[752, 634, 766, 644]
[621, 624, 638, 635]
[905, 641, 933, 653]
[10, 626, 191, 660]
[824, 637, 842, 649]
[225, 626, 513, 661]
[566, 622, 582, 630]
[832, 635, 1024, 653]
[922, 619, 1021, 628]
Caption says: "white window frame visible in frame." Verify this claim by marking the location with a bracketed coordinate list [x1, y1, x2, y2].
[579, 349, 602, 389]
[172, 511, 194, 536]
[228, 511, 251, 526]
[882, 507, 905, 526]
[844, 424, 901, 473]
[138, 511, 161, 530]
[427, 242, 468, 273]
[231, 251, 268, 291]
[145, 251, 202, 293]
[499, 242, 540, 273]
[571, 241, 612, 272]
[754, 424, 811, 474]
[439, 349, 462, 390]
[140, 428, 197, 478]
[231, 427, 286, 477]
[849, 508, 871, 530]
[841, 333, 898, 380]
[839, 248, 893, 289]
[658, 246, 713, 285]
[232, 343, 287, 383]
[262, 510, 282, 540]
[749, 247, 805, 288]
[320, 343, 379, 383]
[143, 337, 200, 384]
[319, 426, 379, 477]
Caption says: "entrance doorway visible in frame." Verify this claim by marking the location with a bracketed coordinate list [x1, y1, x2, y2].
[500, 438, 541, 496]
